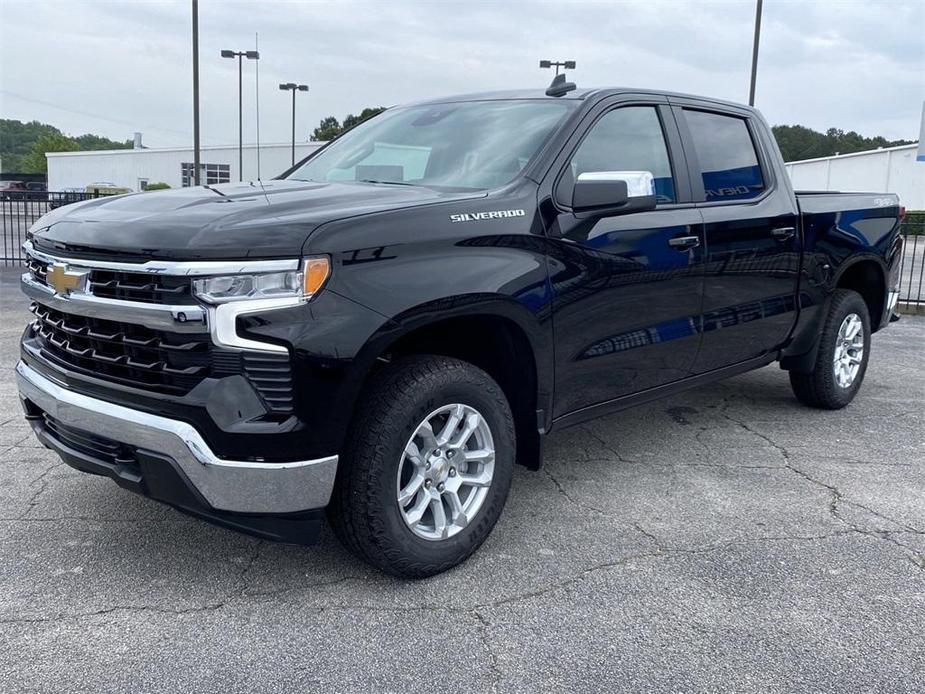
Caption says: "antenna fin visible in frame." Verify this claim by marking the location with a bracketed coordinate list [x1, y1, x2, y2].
[546, 73, 577, 97]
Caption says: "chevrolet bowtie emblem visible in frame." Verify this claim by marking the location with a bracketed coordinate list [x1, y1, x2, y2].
[46, 263, 88, 295]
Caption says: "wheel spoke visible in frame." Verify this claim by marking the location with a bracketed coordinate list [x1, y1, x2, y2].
[846, 319, 861, 339]
[404, 491, 431, 525]
[404, 441, 425, 468]
[398, 473, 425, 506]
[445, 490, 468, 528]
[463, 448, 494, 463]
[436, 404, 464, 445]
[450, 413, 480, 449]
[458, 470, 492, 488]
[430, 497, 448, 537]
[418, 420, 438, 451]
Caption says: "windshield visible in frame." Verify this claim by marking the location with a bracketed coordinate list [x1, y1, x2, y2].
[287, 100, 576, 191]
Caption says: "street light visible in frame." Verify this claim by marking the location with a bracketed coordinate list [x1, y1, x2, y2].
[221, 48, 260, 181]
[279, 83, 309, 166]
[539, 59, 576, 76]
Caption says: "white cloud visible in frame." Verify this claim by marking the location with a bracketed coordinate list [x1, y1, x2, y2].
[1, 0, 922, 149]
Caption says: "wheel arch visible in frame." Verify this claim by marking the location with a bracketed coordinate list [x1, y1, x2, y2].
[352, 296, 551, 470]
[833, 256, 887, 332]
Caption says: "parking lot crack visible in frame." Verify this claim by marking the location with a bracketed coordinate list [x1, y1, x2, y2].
[473, 610, 504, 692]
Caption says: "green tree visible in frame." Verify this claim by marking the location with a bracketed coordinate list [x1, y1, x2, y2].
[143, 182, 170, 191]
[342, 106, 386, 131]
[772, 124, 913, 162]
[311, 116, 342, 142]
[20, 132, 80, 173]
[1, 119, 133, 172]
[310, 106, 386, 141]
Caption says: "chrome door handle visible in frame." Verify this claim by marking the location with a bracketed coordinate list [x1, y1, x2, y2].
[668, 235, 701, 250]
[771, 226, 796, 241]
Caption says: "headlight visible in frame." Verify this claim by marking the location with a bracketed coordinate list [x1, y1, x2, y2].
[193, 257, 330, 304]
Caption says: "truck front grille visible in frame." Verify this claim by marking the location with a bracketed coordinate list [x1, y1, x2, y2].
[27, 257, 196, 305]
[30, 302, 211, 394]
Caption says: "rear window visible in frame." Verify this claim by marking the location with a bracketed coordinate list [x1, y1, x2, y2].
[684, 110, 766, 202]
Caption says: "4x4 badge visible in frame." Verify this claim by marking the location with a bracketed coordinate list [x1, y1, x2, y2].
[46, 263, 88, 296]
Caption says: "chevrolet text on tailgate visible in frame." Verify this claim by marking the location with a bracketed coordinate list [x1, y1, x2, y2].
[18, 82, 904, 577]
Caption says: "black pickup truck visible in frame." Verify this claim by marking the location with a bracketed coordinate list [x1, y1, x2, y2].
[17, 86, 904, 577]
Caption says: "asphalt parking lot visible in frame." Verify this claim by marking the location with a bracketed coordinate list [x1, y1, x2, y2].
[0, 267, 922, 693]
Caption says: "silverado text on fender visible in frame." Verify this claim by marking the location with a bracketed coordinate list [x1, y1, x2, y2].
[17, 87, 904, 577]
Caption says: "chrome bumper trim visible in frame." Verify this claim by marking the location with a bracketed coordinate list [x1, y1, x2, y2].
[22, 272, 208, 333]
[16, 361, 338, 514]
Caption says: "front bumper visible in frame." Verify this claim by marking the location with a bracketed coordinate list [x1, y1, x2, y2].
[17, 360, 338, 519]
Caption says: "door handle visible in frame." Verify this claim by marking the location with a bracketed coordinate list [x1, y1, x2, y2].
[771, 226, 796, 241]
[668, 235, 701, 250]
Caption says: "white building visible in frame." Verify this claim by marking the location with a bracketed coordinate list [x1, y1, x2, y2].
[46, 141, 325, 192]
[785, 143, 924, 209]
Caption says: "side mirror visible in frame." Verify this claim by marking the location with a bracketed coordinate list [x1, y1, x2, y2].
[571, 171, 658, 217]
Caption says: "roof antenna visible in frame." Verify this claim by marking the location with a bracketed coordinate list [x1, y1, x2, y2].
[540, 60, 576, 97]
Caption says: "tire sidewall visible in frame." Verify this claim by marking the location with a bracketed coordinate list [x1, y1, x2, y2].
[365, 369, 514, 569]
[818, 291, 871, 407]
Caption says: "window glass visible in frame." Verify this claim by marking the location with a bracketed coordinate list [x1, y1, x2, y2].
[567, 107, 675, 203]
[683, 110, 765, 201]
[288, 100, 576, 191]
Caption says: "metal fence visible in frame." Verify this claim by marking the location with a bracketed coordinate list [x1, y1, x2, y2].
[898, 213, 925, 308]
[1, 191, 113, 266]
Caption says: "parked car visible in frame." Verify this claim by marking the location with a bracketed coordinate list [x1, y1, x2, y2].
[17, 86, 904, 577]
[84, 182, 131, 195]
[48, 188, 85, 210]
[0, 180, 29, 200]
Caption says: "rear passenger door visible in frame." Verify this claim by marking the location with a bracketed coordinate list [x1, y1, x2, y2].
[672, 102, 801, 373]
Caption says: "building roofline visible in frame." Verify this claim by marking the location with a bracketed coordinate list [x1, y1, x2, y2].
[785, 142, 919, 165]
[45, 141, 326, 158]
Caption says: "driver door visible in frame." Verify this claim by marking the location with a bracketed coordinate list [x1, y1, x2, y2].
[544, 101, 706, 419]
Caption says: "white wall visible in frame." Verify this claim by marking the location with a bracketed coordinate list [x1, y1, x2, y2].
[786, 144, 925, 209]
[47, 142, 325, 191]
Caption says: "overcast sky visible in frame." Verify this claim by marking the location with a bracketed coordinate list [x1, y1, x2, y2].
[1, 0, 922, 149]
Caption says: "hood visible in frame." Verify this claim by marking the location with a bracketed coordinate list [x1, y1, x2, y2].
[31, 179, 483, 260]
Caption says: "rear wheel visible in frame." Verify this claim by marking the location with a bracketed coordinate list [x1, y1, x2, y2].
[789, 289, 871, 409]
[327, 355, 515, 578]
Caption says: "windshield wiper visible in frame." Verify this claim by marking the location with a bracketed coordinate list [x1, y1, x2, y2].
[356, 179, 418, 187]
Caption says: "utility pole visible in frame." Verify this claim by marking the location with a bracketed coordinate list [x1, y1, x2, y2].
[192, 0, 201, 185]
[221, 49, 260, 181]
[748, 0, 763, 106]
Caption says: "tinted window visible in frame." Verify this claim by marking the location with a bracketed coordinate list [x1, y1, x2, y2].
[567, 107, 675, 203]
[684, 110, 765, 201]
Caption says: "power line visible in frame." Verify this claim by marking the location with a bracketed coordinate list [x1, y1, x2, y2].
[0, 89, 223, 145]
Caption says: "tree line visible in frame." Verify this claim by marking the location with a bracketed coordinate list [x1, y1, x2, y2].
[0, 119, 133, 173]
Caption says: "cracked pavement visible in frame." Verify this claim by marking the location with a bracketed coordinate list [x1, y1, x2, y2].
[1, 268, 923, 693]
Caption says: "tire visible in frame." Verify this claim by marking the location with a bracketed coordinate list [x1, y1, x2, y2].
[789, 289, 871, 409]
[327, 355, 515, 578]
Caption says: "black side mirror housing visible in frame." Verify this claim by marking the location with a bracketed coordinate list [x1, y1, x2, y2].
[571, 172, 658, 218]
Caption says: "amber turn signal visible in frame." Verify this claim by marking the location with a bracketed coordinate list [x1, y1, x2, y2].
[303, 257, 330, 295]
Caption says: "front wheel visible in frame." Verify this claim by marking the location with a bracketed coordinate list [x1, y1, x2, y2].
[327, 355, 515, 578]
[789, 289, 871, 409]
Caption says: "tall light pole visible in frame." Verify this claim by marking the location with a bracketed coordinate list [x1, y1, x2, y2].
[221, 49, 259, 181]
[191, 0, 201, 185]
[279, 83, 309, 166]
[748, 0, 763, 106]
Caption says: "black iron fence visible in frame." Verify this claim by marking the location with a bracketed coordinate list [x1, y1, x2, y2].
[2, 195, 924, 307]
[0, 191, 117, 266]
[898, 211, 925, 308]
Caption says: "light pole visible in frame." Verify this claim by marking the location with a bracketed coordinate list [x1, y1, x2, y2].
[191, 0, 201, 185]
[221, 49, 259, 181]
[748, 0, 763, 106]
[279, 83, 309, 166]
[539, 59, 576, 76]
